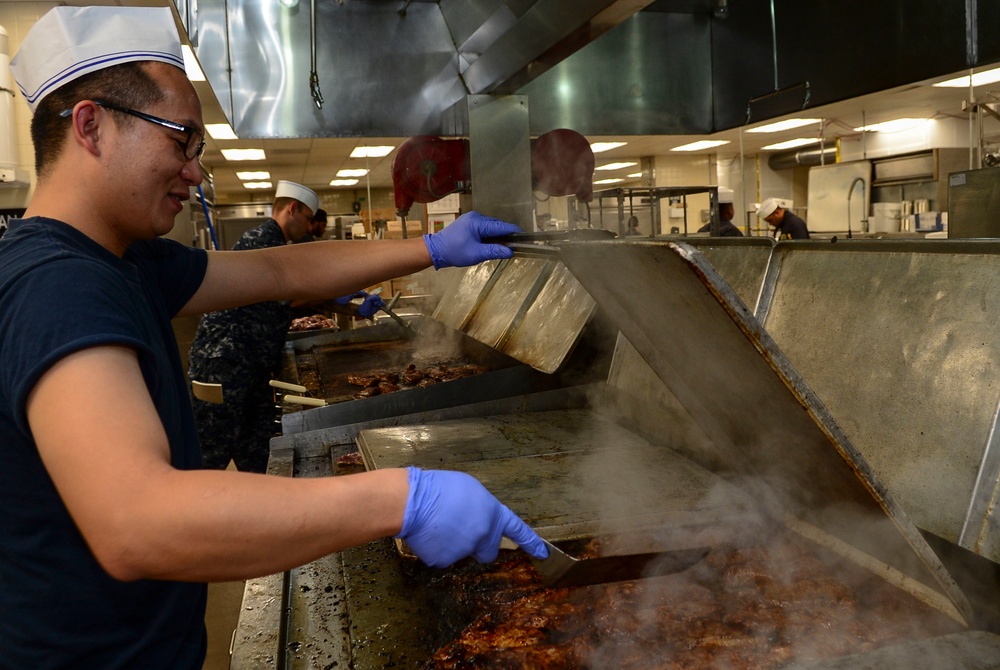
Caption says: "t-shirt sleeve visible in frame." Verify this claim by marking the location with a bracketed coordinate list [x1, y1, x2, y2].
[0, 257, 156, 436]
[127, 238, 208, 316]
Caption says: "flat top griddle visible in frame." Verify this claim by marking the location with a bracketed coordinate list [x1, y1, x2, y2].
[358, 409, 755, 543]
[288, 318, 518, 404]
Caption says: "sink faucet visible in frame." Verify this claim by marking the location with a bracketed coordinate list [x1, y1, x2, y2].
[847, 176, 868, 239]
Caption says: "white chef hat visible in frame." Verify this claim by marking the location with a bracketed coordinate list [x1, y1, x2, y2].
[10, 6, 185, 114]
[717, 187, 734, 204]
[275, 180, 319, 214]
[756, 197, 780, 219]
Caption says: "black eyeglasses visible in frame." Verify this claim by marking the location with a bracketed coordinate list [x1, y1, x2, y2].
[60, 100, 206, 161]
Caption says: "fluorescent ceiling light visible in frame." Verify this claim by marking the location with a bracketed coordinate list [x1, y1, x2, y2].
[337, 169, 369, 177]
[627, 172, 642, 178]
[329, 178, 359, 186]
[221, 148, 266, 161]
[182, 45, 205, 82]
[853, 118, 926, 133]
[205, 123, 238, 140]
[350, 146, 395, 158]
[746, 118, 821, 133]
[671, 140, 730, 151]
[934, 67, 1000, 88]
[236, 171, 270, 180]
[594, 178, 624, 185]
[243, 181, 272, 189]
[595, 161, 638, 171]
[590, 141, 627, 153]
[761, 138, 821, 151]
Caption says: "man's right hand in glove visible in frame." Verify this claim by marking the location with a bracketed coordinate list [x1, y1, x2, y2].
[395, 467, 548, 568]
[423, 211, 522, 270]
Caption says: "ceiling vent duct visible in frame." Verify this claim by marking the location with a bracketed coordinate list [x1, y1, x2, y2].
[768, 145, 837, 171]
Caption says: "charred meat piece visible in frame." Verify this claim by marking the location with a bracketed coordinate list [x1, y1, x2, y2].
[402, 365, 425, 385]
[354, 386, 380, 398]
[347, 375, 378, 387]
[377, 381, 401, 395]
[335, 452, 364, 466]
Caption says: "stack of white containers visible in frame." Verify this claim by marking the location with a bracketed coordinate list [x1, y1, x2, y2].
[871, 202, 902, 233]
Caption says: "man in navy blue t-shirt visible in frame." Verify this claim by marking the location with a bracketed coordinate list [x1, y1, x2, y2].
[0, 6, 548, 668]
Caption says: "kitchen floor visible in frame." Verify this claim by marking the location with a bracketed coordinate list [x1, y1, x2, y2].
[203, 578, 244, 670]
[173, 316, 247, 670]
[202, 462, 245, 670]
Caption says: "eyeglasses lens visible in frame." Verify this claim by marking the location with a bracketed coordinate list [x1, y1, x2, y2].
[185, 132, 206, 160]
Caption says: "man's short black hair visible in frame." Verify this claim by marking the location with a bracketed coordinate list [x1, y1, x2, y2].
[31, 62, 164, 178]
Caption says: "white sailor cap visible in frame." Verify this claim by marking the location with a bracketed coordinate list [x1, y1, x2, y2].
[10, 6, 185, 113]
[756, 197, 780, 219]
[717, 187, 734, 204]
[275, 180, 319, 214]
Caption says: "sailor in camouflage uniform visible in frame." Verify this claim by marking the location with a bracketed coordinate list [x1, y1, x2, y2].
[188, 181, 318, 472]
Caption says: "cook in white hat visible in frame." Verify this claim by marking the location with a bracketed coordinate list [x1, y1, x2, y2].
[1, 6, 542, 668]
[756, 197, 811, 239]
[271, 179, 319, 243]
[696, 186, 743, 237]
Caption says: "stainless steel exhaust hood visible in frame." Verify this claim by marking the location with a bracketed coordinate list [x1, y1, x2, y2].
[172, 0, 998, 142]
[175, 0, 657, 139]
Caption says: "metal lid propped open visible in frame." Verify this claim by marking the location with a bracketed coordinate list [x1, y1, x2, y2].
[432, 255, 597, 374]
[556, 238, 973, 625]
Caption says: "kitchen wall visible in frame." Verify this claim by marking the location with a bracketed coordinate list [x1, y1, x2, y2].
[654, 153, 713, 234]
[839, 117, 977, 165]
[0, 1, 54, 210]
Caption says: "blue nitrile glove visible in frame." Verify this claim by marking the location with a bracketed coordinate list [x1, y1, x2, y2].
[396, 467, 548, 568]
[422, 211, 523, 270]
[333, 291, 386, 318]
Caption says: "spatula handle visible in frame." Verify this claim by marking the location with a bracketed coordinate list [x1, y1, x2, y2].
[499, 536, 519, 551]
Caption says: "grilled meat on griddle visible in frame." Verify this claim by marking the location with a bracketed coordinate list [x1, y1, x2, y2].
[422, 532, 963, 669]
[289, 314, 338, 332]
[348, 362, 486, 399]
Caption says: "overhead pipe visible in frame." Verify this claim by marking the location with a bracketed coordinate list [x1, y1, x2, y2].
[767, 145, 837, 171]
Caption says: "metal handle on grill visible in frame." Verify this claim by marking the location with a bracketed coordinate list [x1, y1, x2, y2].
[483, 229, 617, 245]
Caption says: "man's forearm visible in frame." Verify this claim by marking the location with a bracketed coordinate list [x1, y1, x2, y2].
[103, 467, 411, 583]
[181, 237, 432, 317]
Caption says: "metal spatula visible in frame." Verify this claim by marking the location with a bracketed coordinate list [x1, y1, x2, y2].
[503, 537, 709, 589]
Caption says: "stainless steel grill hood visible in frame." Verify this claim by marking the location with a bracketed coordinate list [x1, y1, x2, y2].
[172, 0, 1000, 141]
[173, 0, 659, 139]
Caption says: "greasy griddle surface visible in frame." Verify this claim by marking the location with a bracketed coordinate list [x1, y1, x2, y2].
[297, 338, 493, 403]
[418, 529, 963, 669]
[328, 460, 961, 669]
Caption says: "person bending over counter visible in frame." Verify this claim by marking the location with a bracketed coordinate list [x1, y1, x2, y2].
[758, 197, 810, 239]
